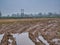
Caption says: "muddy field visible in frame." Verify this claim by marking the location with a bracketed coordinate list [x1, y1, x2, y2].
[0, 18, 60, 45]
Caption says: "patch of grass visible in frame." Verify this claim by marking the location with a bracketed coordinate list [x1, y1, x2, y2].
[0, 18, 60, 24]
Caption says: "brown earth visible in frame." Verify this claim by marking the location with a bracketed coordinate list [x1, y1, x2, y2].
[0, 18, 60, 45]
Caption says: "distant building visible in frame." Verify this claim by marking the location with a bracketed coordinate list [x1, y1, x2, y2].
[12, 14, 17, 17]
[21, 9, 24, 17]
[0, 11, 2, 17]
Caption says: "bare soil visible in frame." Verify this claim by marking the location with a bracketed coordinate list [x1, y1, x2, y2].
[0, 18, 60, 45]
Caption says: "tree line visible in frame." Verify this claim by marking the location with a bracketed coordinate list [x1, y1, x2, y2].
[0, 11, 60, 19]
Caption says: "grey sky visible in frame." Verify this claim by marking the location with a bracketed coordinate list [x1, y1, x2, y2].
[0, 0, 60, 15]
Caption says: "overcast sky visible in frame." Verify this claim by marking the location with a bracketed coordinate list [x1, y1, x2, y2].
[0, 0, 60, 15]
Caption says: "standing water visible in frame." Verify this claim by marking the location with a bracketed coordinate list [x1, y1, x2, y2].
[13, 32, 35, 45]
[0, 32, 50, 45]
[0, 34, 4, 43]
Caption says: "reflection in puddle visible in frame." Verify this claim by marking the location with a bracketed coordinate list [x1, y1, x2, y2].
[0, 32, 50, 45]
[1, 32, 60, 45]
[13, 32, 34, 45]
[0, 34, 4, 43]
[38, 35, 49, 45]
[0, 32, 34, 45]
[52, 38, 60, 45]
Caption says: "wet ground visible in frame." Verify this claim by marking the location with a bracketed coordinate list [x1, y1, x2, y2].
[0, 18, 60, 45]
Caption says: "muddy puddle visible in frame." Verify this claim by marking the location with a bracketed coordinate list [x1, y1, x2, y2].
[13, 32, 34, 45]
[0, 32, 60, 45]
[0, 34, 4, 43]
[0, 32, 34, 45]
